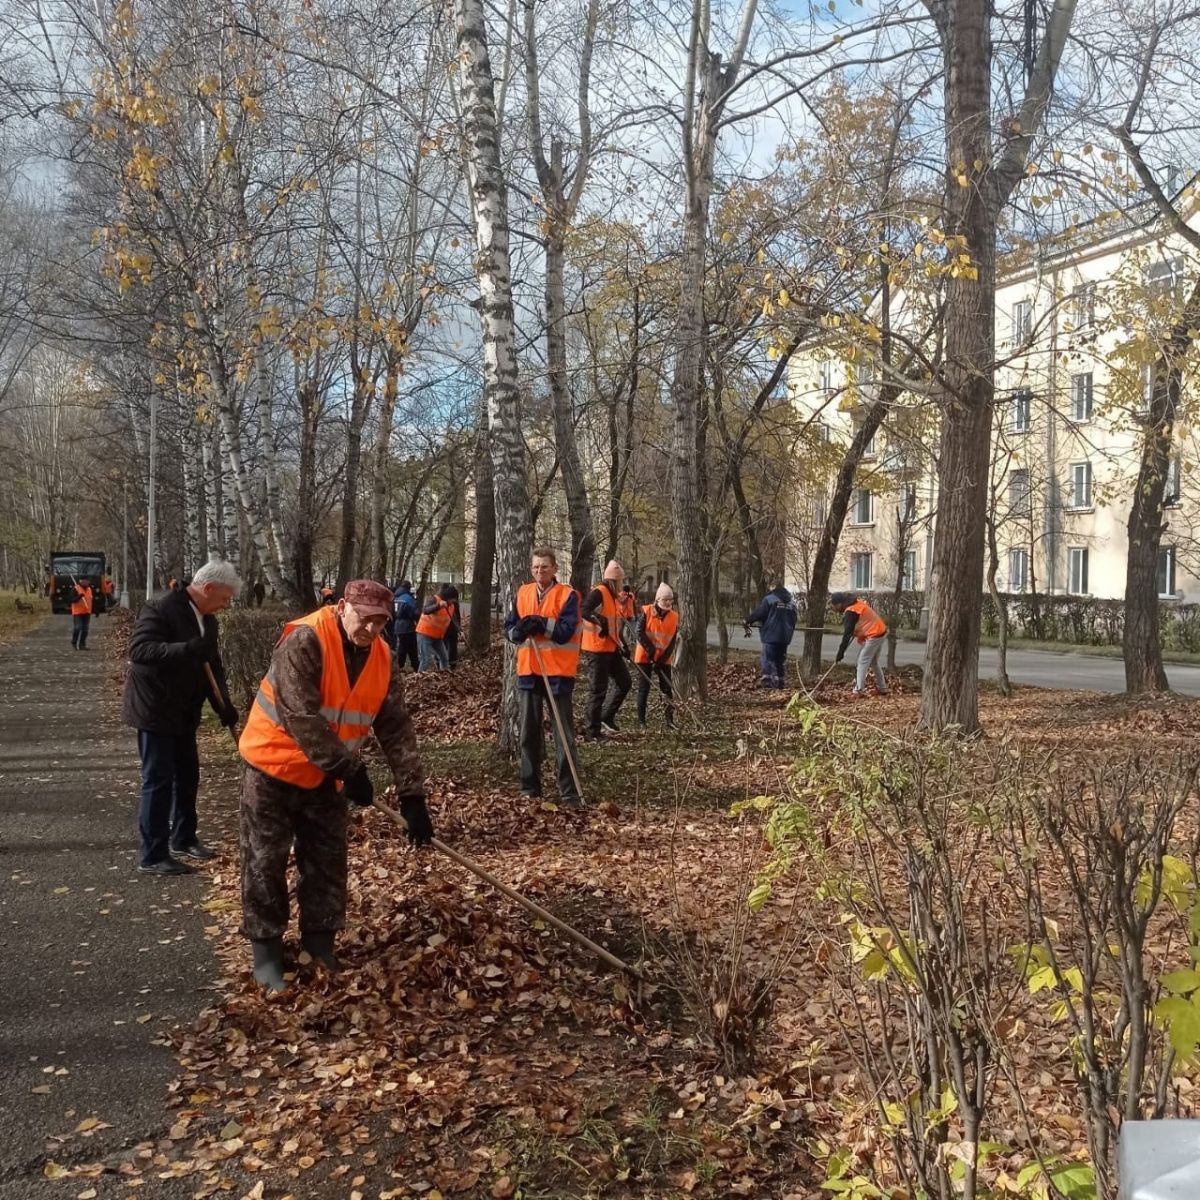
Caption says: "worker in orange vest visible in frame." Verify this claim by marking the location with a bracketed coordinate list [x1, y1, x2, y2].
[70, 578, 94, 649]
[416, 584, 454, 671]
[634, 582, 678, 728]
[505, 547, 583, 807]
[831, 592, 890, 697]
[238, 579, 431, 992]
[580, 560, 632, 739]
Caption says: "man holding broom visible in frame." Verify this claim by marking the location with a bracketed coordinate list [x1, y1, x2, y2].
[237, 579, 433, 992]
[504, 549, 583, 809]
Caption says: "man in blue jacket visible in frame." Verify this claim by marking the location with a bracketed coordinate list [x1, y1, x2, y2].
[391, 580, 419, 672]
[746, 583, 798, 689]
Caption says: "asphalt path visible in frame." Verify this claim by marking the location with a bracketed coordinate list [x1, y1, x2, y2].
[0, 615, 238, 1199]
[709, 622, 1200, 696]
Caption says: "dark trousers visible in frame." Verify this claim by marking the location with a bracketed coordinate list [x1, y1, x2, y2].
[585, 650, 631, 733]
[636, 662, 674, 726]
[446, 627, 459, 669]
[760, 640, 789, 688]
[136, 729, 201, 865]
[239, 766, 348, 941]
[396, 631, 418, 671]
[71, 613, 90, 648]
[518, 685, 580, 803]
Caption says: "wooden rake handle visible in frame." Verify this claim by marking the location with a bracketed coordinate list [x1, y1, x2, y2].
[371, 797, 642, 981]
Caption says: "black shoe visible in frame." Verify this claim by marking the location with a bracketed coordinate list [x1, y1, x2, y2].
[559, 795, 584, 810]
[138, 857, 194, 876]
[300, 931, 340, 972]
[520, 789, 543, 799]
[583, 731, 609, 744]
[252, 938, 287, 993]
[171, 840, 215, 861]
[601, 719, 619, 735]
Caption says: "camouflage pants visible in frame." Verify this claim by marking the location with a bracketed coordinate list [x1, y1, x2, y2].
[239, 765, 348, 941]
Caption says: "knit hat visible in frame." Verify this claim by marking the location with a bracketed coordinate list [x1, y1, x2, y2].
[655, 583, 674, 604]
[603, 560, 624, 580]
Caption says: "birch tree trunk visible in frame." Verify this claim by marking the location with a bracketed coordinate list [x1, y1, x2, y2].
[668, 0, 759, 702]
[467, 391, 497, 654]
[452, 0, 533, 751]
[204, 419, 222, 558]
[292, 373, 320, 601]
[337, 373, 372, 589]
[919, 0, 1077, 732]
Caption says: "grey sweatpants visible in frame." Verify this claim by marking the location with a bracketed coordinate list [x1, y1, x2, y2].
[855, 635, 889, 694]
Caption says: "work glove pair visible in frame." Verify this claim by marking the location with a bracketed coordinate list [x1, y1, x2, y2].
[343, 765, 434, 847]
[515, 614, 547, 640]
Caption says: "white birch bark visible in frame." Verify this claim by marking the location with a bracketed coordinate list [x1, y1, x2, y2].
[451, 0, 532, 749]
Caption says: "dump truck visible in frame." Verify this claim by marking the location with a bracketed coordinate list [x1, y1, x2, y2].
[47, 550, 110, 615]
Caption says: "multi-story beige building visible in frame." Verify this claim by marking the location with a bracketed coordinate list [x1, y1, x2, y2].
[787, 206, 1200, 609]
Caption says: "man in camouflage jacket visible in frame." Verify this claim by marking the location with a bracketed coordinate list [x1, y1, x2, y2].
[238, 579, 432, 991]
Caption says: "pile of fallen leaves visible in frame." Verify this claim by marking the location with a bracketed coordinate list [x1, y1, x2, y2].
[405, 652, 502, 743]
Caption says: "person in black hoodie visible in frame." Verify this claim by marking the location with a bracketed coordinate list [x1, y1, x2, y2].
[122, 558, 241, 875]
[391, 581, 419, 671]
[745, 582, 798, 689]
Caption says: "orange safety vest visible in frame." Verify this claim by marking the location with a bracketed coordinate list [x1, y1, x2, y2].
[581, 585, 621, 653]
[847, 599, 886, 642]
[239, 605, 391, 788]
[516, 581, 581, 678]
[101, 577, 114, 595]
[634, 605, 679, 665]
[416, 598, 452, 639]
[71, 584, 93, 616]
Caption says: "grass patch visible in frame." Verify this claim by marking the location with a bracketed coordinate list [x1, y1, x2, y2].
[0, 589, 48, 644]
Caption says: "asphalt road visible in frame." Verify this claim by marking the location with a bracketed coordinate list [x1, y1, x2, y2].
[0, 615, 237, 1199]
[709, 623, 1200, 696]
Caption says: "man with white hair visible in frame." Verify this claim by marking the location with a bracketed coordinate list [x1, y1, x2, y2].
[122, 558, 241, 875]
[634, 582, 678, 728]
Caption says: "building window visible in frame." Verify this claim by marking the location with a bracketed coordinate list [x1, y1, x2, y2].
[1008, 548, 1029, 592]
[1070, 372, 1094, 422]
[1147, 256, 1184, 299]
[852, 488, 874, 525]
[1068, 547, 1089, 595]
[1009, 468, 1031, 517]
[1010, 387, 1032, 433]
[817, 420, 832, 442]
[1165, 455, 1182, 506]
[1072, 283, 1096, 329]
[819, 361, 836, 393]
[851, 552, 873, 591]
[861, 430, 877, 458]
[900, 482, 917, 522]
[1158, 546, 1177, 598]
[1012, 299, 1033, 343]
[855, 359, 876, 386]
[902, 549, 917, 592]
[812, 496, 828, 528]
[1069, 461, 1093, 509]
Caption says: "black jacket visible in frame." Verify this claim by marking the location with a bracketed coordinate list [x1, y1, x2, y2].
[121, 589, 232, 735]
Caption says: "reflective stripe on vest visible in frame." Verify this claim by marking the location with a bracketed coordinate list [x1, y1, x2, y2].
[238, 605, 391, 788]
[634, 605, 679, 665]
[580, 585, 621, 653]
[516, 581, 581, 678]
[416, 599, 452, 639]
[847, 599, 887, 642]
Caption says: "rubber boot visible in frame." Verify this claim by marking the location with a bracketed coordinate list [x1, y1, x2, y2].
[301, 930, 340, 972]
[251, 938, 287, 993]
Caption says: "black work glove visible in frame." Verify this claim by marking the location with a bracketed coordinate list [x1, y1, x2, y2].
[219, 699, 239, 728]
[188, 622, 220, 662]
[522, 615, 547, 638]
[344, 765, 374, 808]
[398, 792, 434, 847]
[743, 624, 753, 637]
[835, 650, 845, 664]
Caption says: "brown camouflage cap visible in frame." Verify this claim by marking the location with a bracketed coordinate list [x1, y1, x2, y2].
[342, 579, 393, 619]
